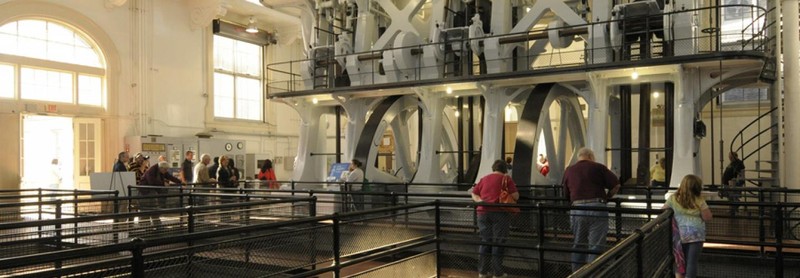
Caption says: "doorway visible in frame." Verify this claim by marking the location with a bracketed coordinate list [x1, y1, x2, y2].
[21, 115, 74, 190]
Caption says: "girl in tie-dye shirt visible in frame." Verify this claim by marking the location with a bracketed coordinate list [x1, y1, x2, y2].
[664, 175, 713, 278]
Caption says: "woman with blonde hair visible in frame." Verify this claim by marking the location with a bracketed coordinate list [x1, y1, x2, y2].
[663, 174, 713, 278]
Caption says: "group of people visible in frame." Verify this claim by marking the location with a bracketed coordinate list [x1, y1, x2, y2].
[112, 150, 281, 191]
[472, 148, 712, 278]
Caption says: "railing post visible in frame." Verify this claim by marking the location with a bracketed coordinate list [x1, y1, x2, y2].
[774, 204, 784, 278]
[38, 188, 43, 221]
[54, 200, 63, 269]
[179, 187, 184, 208]
[615, 200, 623, 242]
[114, 198, 120, 243]
[310, 196, 317, 217]
[128, 185, 133, 212]
[244, 194, 251, 226]
[537, 203, 546, 278]
[73, 190, 79, 243]
[759, 202, 766, 255]
[332, 214, 341, 278]
[131, 238, 145, 278]
[435, 200, 442, 278]
[635, 229, 645, 278]
[188, 206, 195, 234]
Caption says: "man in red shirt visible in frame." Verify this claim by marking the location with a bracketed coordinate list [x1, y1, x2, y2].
[562, 148, 620, 272]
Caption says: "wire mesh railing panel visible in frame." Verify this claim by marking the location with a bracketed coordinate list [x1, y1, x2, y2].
[594, 248, 638, 278]
[348, 250, 436, 278]
[698, 252, 779, 278]
[62, 264, 131, 278]
[338, 209, 435, 258]
[0, 250, 132, 276]
[641, 222, 672, 278]
[706, 204, 768, 241]
[438, 243, 565, 278]
[142, 224, 334, 277]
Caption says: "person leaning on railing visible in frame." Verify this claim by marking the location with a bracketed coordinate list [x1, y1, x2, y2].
[663, 174, 712, 278]
[471, 160, 519, 278]
[562, 148, 620, 272]
[140, 161, 183, 228]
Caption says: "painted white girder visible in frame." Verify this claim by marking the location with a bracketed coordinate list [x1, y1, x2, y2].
[372, 0, 427, 50]
[287, 100, 334, 182]
[476, 85, 526, 181]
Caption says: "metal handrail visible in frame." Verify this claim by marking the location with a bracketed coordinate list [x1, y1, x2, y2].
[729, 106, 778, 170]
[266, 4, 771, 95]
[569, 209, 673, 278]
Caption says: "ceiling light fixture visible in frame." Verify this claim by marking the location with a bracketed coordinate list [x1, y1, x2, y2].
[312, 97, 319, 104]
[246, 17, 258, 34]
[653, 91, 660, 98]
[454, 110, 460, 117]
[446, 87, 453, 94]
[631, 68, 639, 80]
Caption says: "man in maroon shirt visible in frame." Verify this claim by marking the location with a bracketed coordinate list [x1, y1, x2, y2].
[562, 148, 620, 272]
[139, 161, 182, 228]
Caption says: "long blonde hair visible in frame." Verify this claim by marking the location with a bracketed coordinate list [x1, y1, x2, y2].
[675, 175, 703, 209]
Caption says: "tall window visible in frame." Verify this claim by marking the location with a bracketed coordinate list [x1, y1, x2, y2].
[213, 35, 263, 121]
[0, 19, 105, 106]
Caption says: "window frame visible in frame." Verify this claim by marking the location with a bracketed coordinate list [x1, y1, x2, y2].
[0, 19, 106, 108]
[212, 35, 265, 122]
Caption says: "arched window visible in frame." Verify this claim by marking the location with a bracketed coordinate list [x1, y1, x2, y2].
[0, 19, 105, 107]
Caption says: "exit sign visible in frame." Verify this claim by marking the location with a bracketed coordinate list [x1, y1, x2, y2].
[45, 104, 57, 113]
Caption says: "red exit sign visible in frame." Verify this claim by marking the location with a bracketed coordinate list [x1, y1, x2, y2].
[45, 104, 57, 113]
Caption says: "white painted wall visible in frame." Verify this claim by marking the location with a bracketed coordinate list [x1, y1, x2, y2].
[0, 0, 309, 186]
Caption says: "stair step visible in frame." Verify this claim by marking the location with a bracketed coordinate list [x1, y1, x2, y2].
[745, 177, 776, 182]
[746, 169, 777, 173]
[755, 160, 779, 164]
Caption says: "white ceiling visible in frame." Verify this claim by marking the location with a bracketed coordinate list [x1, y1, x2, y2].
[218, 0, 305, 45]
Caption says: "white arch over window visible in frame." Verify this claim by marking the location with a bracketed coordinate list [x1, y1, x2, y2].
[0, 19, 105, 106]
[0, 1, 120, 113]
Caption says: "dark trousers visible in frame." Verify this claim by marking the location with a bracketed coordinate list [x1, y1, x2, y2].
[682, 242, 703, 278]
[478, 212, 511, 276]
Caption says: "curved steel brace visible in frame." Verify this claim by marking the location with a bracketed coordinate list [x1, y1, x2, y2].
[512, 83, 587, 185]
[696, 68, 762, 109]
[353, 95, 419, 183]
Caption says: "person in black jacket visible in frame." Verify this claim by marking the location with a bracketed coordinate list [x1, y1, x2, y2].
[721, 152, 746, 213]
[215, 155, 235, 221]
[208, 157, 219, 179]
[140, 161, 182, 228]
[229, 159, 240, 184]
[216, 155, 233, 189]
[113, 151, 129, 172]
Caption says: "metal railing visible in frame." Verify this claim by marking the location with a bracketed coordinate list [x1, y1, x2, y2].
[0, 189, 119, 223]
[0, 194, 316, 272]
[569, 209, 673, 278]
[2, 191, 798, 277]
[266, 4, 772, 96]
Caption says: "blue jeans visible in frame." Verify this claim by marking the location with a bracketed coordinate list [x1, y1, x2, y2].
[682, 242, 703, 278]
[478, 212, 511, 276]
[570, 202, 609, 272]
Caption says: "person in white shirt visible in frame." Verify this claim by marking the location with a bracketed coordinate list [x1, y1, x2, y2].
[344, 159, 365, 210]
[192, 154, 216, 207]
[345, 159, 364, 186]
